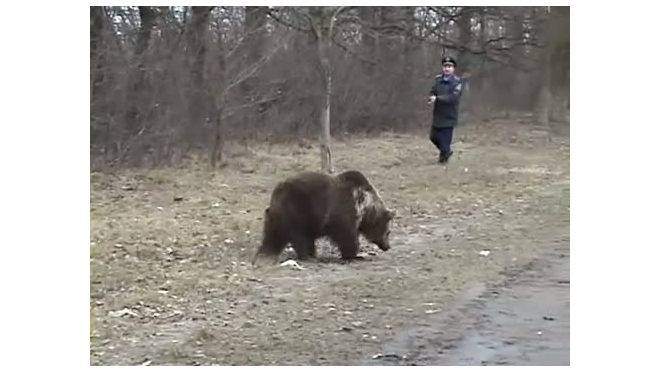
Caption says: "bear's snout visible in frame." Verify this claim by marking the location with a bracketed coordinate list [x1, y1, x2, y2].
[377, 242, 391, 251]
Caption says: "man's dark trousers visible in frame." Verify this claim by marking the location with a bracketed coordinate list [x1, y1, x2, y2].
[430, 126, 454, 160]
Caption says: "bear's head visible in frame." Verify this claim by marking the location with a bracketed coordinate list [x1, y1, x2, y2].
[360, 208, 396, 251]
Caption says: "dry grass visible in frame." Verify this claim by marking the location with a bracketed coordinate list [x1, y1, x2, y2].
[90, 119, 570, 365]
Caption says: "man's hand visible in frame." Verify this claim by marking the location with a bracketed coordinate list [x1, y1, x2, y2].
[427, 95, 436, 105]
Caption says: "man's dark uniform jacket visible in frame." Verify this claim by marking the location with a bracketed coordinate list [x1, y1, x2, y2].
[430, 73, 463, 128]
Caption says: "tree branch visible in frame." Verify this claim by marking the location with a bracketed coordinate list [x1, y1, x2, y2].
[222, 35, 289, 95]
[329, 34, 435, 80]
[221, 94, 284, 119]
[329, 6, 352, 38]
[266, 8, 311, 33]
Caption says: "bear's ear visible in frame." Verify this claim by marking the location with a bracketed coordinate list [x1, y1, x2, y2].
[387, 209, 396, 220]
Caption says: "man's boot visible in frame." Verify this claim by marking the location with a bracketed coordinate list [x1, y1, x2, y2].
[439, 150, 453, 164]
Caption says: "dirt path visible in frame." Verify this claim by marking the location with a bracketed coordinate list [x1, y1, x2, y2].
[362, 236, 569, 366]
[90, 120, 570, 366]
[442, 253, 570, 366]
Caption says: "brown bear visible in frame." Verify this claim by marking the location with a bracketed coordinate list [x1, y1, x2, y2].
[251, 170, 396, 264]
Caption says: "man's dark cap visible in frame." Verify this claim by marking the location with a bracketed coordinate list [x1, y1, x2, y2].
[442, 56, 457, 67]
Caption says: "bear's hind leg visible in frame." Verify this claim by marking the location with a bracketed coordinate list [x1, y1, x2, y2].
[252, 215, 288, 265]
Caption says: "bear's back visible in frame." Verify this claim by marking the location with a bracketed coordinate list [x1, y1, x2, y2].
[268, 172, 336, 231]
[334, 170, 375, 192]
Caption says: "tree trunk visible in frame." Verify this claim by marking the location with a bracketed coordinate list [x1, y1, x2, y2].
[537, 62, 552, 127]
[474, 8, 491, 118]
[318, 37, 333, 174]
[536, 7, 568, 127]
[457, 7, 474, 104]
[90, 6, 105, 98]
[124, 6, 157, 136]
[211, 10, 227, 167]
[241, 6, 269, 143]
[90, 6, 107, 156]
[457, 6, 474, 65]
[211, 103, 225, 168]
[242, 6, 268, 98]
[399, 7, 417, 128]
[186, 6, 214, 147]
[509, 6, 528, 110]
[358, 6, 380, 128]
[308, 6, 347, 174]
[379, 7, 403, 126]
[359, 6, 378, 77]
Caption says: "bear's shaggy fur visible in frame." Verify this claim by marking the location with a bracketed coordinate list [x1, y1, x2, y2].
[251, 170, 396, 264]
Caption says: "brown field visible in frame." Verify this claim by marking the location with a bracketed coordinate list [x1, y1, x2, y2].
[90, 119, 570, 365]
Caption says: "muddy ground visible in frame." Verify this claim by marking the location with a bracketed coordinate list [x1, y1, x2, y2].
[90, 118, 570, 366]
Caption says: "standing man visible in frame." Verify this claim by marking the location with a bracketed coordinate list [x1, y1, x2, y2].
[428, 56, 463, 164]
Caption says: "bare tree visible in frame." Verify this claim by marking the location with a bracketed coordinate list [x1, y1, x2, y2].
[210, 27, 227, 168]
[208, 8, 289, 166]
[311, 7, 352, 173]
[269, 6, 354, 173]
